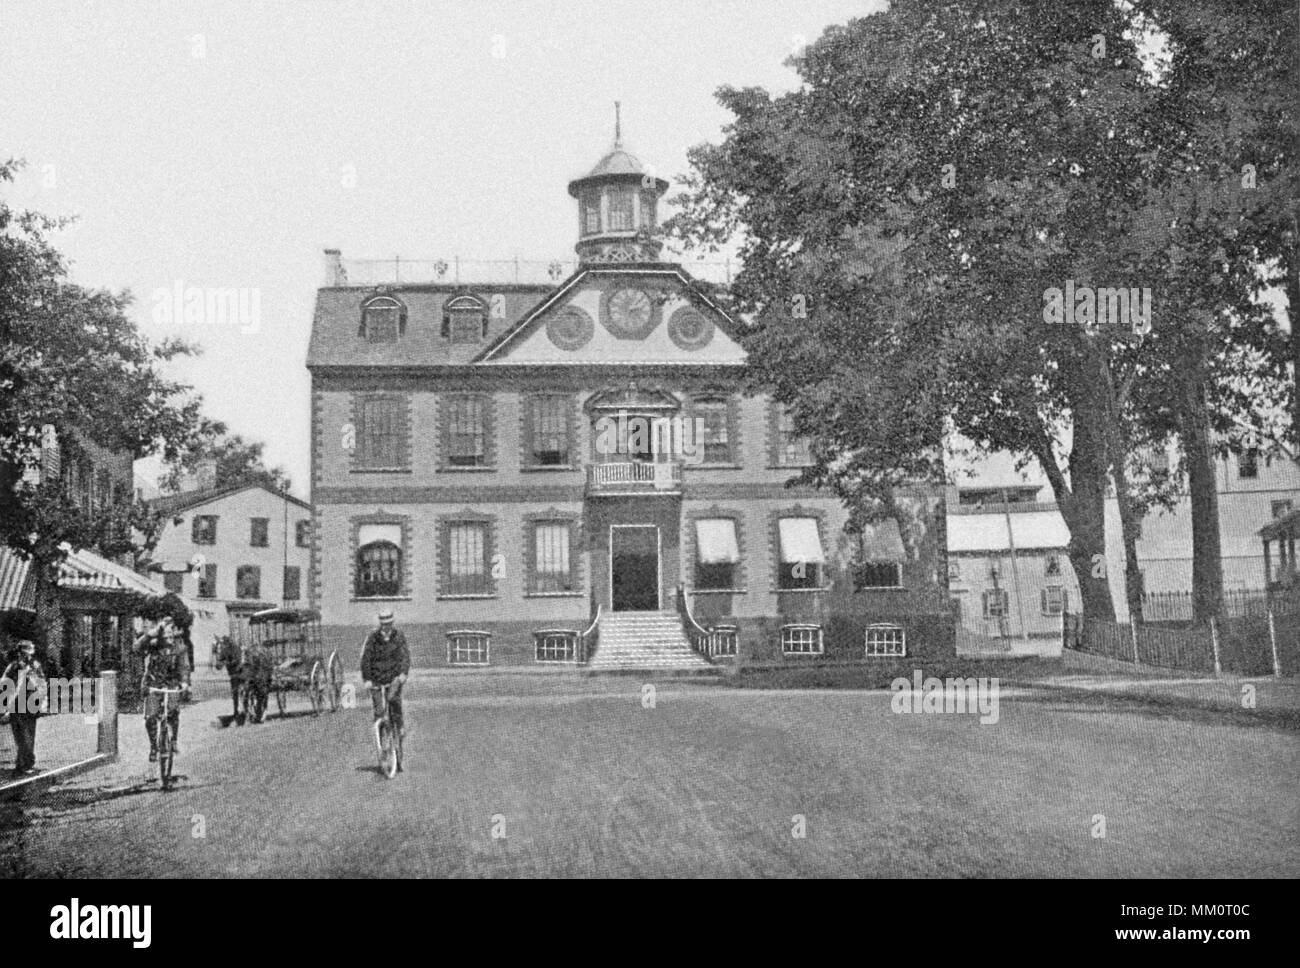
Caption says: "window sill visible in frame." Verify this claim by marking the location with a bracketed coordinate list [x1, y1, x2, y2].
[436, 466, 496, 473]
[437, 593, 498, 601]
[521, 465, 578, 473]
[768, 464, 814, 471]
[689, 588, 747, 595]
[352, 596, 413, 603]
[774, 587, 830, 594]
[524, 591, 585, 598]
[855, 586, 907, 592]
[781, 650, 825, 657]
[690, 462, 742, 470]
[349, 468, 412, 475]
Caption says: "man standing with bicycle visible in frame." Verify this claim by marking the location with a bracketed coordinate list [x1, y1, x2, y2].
[139, 618, 189, 763]
[360, 610, 410, 744]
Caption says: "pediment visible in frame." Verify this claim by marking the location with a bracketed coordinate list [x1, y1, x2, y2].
[475, 267, 746, 366]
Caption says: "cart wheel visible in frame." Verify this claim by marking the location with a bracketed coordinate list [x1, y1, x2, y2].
[308, 661, 325, 716]
[327, 651, 343, 712]
[274, 687, 286, 717]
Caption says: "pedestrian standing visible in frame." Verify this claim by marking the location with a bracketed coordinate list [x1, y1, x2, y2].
[2, 640, 46, 776]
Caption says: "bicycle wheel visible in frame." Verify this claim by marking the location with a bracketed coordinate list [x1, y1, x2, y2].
[378, 721, 397, 779]
[158, 721, 175, 790]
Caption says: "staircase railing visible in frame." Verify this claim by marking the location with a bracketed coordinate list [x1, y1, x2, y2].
[676, 583, 729, 663]
[579, 593, 601, 664]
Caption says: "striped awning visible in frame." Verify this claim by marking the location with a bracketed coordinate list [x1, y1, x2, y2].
[0, 549, 37, 612]
[57, 547, 169, 596]
[778, 518, 825, 564]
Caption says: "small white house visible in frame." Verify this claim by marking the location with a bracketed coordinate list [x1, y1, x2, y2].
[146, 482, 313, 638]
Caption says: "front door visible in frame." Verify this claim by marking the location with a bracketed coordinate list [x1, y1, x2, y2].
[610, 525, 660, 611]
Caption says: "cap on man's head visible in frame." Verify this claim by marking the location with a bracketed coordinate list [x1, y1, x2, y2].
[378, 610, 394, 624]
[17, 640, 35, 652]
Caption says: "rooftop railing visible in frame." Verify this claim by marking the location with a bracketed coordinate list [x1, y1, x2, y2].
[335, 256, 738, 288]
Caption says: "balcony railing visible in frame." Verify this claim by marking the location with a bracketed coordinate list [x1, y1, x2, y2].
[586, 461, 682, 495]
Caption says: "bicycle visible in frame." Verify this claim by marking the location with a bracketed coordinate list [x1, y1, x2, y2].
[148, 686, 184, 791]
[371, 682, 403, 779]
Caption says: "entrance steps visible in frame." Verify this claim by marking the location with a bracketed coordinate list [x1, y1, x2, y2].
[587, 611, 715, 673]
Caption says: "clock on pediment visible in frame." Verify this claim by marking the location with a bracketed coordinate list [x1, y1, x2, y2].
[600, 286, 661, 339]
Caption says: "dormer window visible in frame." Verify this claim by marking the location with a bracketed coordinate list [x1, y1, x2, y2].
[359, 295, 406, 343]
[442, 295, 488, 343]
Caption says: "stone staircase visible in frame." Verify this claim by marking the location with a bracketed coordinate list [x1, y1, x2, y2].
[587, 611, 715, 673]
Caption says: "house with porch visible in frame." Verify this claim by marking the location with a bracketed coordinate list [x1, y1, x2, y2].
[307, 125, 951, 669]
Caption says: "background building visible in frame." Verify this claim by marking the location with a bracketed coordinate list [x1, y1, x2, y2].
[307, 127, 951, 668]
[147, 481, 312, 642]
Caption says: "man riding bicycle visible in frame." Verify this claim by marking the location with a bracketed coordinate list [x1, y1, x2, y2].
[360, 610, 410, 752]
[139, 618, 189, 762]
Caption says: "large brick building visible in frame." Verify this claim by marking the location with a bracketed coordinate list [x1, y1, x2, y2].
[307, 129, 951, 668]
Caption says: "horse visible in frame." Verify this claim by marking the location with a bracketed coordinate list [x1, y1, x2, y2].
[215, 636, 245, 722]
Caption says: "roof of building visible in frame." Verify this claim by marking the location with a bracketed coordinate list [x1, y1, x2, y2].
[307, 285, 553, 368]
[0, 548, 36, 612]
[148, 480, 311, 516]
[57, 547, 169, 596]
[1260, 508, 1300, 542]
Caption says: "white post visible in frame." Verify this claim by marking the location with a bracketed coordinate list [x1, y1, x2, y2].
[1130, 621, 1140, 665]
[1268, 608, 1282, 679]
[1210, 616, 1222, 677]
[96, 670, 118, 760]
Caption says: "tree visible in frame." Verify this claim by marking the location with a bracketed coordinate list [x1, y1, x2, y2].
[159, 426, 292, 494]
[667, 0, 1294, 621]
[1, 157, 209, 663]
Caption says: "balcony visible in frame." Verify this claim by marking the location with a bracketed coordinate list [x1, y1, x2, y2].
[586, 461, 682, 496]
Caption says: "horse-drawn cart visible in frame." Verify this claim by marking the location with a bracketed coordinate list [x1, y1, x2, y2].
[243, 608, 343, 720]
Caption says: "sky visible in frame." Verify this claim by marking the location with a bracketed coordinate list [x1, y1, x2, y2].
[0, 0, 885, 498]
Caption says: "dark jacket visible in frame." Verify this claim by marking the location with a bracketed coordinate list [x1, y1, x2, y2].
[2, 656, 45, 717]
[360, 628, 410, 685]
[142, 647, 188, 690]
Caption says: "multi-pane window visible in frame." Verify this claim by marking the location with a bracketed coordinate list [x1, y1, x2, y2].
[283, 566, 301, 602]
[694, 518, 740, 591]
[163, 572, 184, 594]
[441, 296, 487, 343]
[1238, 449, 1259, 479]
[1273, 500, 1294, 519]
[776, 407, 811, 466]
[236, 565, 261, 601]
[696, 399, 731, 464]
[198, 564, 217, 599]
[529, 397, 570, 466]
[447, 522, 490, 596]
[982, 589, 1009, 618]
[582, 199, 601, 235]
[358, 396, 406, 468]
[1040, 586, 1067, 616]
[446, 397, 486, 467]
[357, 541, 401, 598]
[295, 520, 311, 548]
[856, 561, 902, 589]
[250, 517, 269, 547]
[865, 624, 906, 657]
[192, 516, 218, 545]
[448, 630, 491, 666]
[530, 522, 574, 593]
[607, 190, 634, 231]
[1045, 554, 1061, 577]
[781, 624, 823, 655]
[361, 297, 403, 343]
[777, 517, 824, 590]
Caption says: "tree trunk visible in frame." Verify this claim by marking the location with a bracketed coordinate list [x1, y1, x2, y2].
[1182, 377, 1224, 623]
[1101, 366, 1147, 625]
[1057, 401, 1117, 622]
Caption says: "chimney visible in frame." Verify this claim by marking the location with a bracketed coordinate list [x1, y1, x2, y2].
[324, 248, 347, 286]
[194, 458, 218, 491]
